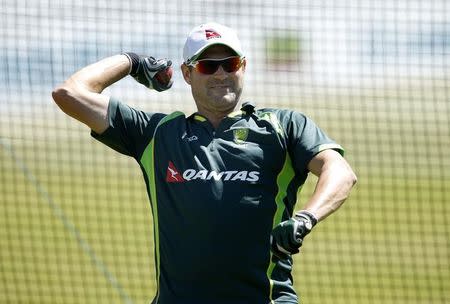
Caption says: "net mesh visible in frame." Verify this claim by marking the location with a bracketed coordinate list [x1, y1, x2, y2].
[1, 0, 449, 303]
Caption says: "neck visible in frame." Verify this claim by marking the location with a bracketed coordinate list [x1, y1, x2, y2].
[197, 103, 242, 128]
[197, 109, 231, 129]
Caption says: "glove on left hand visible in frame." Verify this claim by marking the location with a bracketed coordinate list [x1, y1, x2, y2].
[270, 210, 318, 259]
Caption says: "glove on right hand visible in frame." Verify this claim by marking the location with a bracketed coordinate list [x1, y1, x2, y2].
[123, 52, 173, 92]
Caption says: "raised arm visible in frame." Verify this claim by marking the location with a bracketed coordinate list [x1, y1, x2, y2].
[52, 55, 130, 134]
[52, 53, 173, 134]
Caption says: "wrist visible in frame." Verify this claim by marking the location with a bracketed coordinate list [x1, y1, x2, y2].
[123, 52, 140, 75]
[294, 210, 318, 230]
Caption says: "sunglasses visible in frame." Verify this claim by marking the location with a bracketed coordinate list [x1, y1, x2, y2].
[188, 56, 244, 75]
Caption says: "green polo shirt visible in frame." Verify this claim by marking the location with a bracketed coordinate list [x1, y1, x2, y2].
[92, 98, 343, 304]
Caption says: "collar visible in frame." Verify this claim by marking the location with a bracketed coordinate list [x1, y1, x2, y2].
[189, 101, 256, 122]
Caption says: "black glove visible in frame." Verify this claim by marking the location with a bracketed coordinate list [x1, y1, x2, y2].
[270, 210, 318, 259]
[123, 52, 173, 92]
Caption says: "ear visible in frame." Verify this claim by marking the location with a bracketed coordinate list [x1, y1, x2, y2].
[181, 63, 192, 85]
[241, 58, 247, 72]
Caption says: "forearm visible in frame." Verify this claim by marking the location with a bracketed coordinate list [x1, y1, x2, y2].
[303, 151, 357, 221]
[270, 155, 356, 258]
[63, 55, 130, 93]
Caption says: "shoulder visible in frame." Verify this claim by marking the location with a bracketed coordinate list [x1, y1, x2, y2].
[109, 98, 185, 129]
[255, 107, 309, 129]
[149, 111, 190, 138]
[154, 111, 186, 126]
[256, 107, 307, 119]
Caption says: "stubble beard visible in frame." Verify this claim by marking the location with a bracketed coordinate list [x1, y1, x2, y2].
[205, 80, 242, 111]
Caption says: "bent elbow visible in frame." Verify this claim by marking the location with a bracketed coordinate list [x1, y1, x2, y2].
[52, 85, 70, 107]
[349, 170, 358, 187]
[52, 84, 82, 114]
[340, 165, 357, 200]
[338, 169, 357, 209]
[344, 168, 357, 196]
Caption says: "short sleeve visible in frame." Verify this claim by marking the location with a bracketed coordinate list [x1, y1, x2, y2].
[91, 97, 166, 160]
[284, 111, 344, 174]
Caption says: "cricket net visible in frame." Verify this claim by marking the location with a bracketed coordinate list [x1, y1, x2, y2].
[0, 1, 448, 303]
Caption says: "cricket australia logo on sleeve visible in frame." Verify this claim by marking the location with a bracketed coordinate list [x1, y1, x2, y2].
[233, 128, 249, 144]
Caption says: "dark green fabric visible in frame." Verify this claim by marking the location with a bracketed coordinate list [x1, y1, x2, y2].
[91, 98, 343, 304]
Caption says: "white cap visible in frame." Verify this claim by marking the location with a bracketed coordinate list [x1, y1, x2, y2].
[183, 22, 244, 63]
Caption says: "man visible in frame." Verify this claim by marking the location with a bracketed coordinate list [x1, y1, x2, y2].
[52, 22, 357, 304]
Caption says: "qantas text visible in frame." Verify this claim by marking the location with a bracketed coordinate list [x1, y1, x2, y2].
[182, 169, 260, 182]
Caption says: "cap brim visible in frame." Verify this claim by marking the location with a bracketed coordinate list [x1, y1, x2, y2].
[187, 42, 243, 63]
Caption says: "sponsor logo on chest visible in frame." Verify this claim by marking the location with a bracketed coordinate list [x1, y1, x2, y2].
[166, 162, 260, 183]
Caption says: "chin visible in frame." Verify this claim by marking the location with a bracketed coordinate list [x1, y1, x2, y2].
[215, 95, 239, 108]
[203, 89, 242, 111]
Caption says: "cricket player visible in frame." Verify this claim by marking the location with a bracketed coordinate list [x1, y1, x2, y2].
[52, 22, 357, 304]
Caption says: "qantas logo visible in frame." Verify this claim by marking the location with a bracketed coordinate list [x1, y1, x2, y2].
[166, 162, 260, 183]
[166, 161, 185, 182]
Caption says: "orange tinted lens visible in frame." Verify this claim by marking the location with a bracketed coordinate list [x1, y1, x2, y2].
[222, 57, 242, 73]
[195, 60, 221, 74]
[195, 57, 242, 74]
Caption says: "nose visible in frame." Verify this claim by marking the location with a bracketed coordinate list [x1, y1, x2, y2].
[213, 65, 228, 79]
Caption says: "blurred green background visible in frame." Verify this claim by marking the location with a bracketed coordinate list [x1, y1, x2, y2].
[1, 1, 449, 303]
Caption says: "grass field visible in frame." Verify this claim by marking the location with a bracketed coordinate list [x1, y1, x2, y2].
[1, 87, 449, 303]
